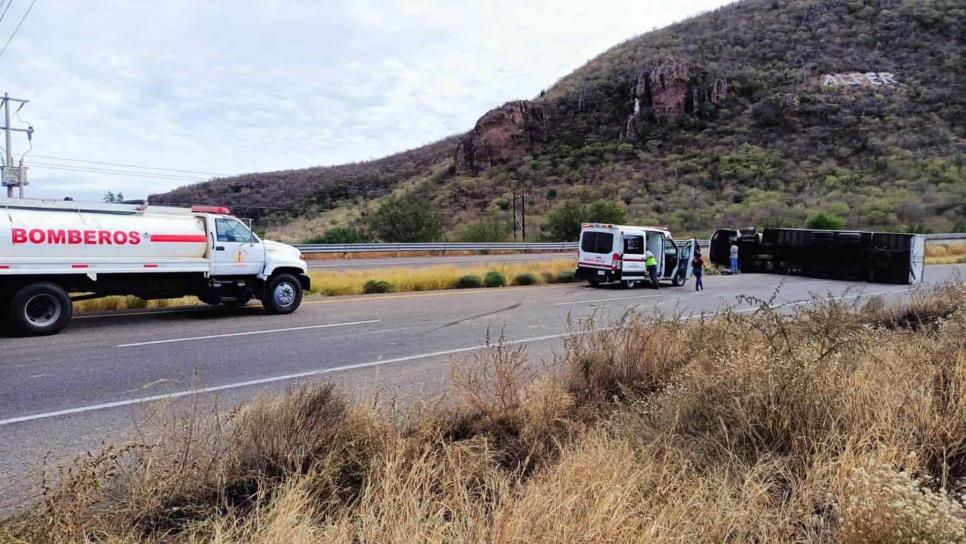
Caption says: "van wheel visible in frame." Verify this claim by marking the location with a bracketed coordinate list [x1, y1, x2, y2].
[588, 280, 600, 288]
[7, 282, 73, 336]
[622, 280, 639, 289]
[672, 275, 684, 287]
[262, 274, 303, 315]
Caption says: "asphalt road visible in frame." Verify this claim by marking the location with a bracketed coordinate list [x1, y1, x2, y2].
[305, 251, 573, 270]
[1, 264, 963, 513]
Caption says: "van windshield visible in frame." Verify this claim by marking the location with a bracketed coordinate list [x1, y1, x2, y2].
[581, 231, 614, 254]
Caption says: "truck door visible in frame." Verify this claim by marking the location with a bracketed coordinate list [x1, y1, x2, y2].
[210, 217, 265, 276]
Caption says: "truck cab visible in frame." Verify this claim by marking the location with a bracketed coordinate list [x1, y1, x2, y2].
[575, 223, 695, 288]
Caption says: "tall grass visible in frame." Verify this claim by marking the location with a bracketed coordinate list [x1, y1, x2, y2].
[4, 283, 965, 543]
[927, 242, 966, 265]
[308, 259, 575, 296]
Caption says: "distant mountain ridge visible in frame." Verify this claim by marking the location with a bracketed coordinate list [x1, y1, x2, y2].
[152, 0, 965, 241]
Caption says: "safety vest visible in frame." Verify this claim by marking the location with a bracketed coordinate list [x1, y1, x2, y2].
[645, 255, 657, 267]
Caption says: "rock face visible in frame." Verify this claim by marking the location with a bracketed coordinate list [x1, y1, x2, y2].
[623, 59, 726, 141]
[454, 60, 725, 175]
[454, 101, 552, 176]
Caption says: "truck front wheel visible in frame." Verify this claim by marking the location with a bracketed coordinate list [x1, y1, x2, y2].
[262, 274, 303, 315]
[7, 282, 73, 336]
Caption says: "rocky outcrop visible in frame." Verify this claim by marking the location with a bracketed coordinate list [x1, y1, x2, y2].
[623, 59, 726, 141]
[454, 101, 553, 176]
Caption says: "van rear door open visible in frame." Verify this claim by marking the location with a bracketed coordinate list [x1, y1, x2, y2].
[621, 233, 647, 280]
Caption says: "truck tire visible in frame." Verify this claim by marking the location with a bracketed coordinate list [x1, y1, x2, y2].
[7, 282, 73, 336]
[262, 274, 302, 315]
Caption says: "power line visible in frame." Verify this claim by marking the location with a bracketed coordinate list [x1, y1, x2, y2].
[0, 1, 14, 27]
[30, 154, 229, 177]
[0, 0, 35, 60]
[30, 162, 210, 182]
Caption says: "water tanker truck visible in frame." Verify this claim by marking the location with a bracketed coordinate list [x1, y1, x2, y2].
[0, 198, 310, 336]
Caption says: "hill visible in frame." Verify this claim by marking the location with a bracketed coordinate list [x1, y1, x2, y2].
[151, 0, 965, 241]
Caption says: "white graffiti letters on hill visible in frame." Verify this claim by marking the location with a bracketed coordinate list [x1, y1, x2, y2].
[821, 72, 898, 88]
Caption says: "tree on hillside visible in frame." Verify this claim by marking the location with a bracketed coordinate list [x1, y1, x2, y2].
[303, 227, 366, 244]
[806, 212, 846, 230]
[102, 191, 125, 203]
[543, 199, 627, 241]
[367, 195, 443, 242]
[451, 215, 511, 242]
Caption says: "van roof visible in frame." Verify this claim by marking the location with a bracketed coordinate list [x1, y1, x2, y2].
[581, 223, 671, 235]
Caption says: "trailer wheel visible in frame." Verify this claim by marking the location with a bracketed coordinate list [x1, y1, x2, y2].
[262, 274, 302, 315]
[7, 282, 73, 336]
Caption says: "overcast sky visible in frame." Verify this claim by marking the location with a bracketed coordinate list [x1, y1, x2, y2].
[3, 0, 730, 201]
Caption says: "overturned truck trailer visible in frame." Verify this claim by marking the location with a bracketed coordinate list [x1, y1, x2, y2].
[709, 228, 925, 285]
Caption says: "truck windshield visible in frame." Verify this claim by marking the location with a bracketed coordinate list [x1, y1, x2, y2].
[216, 218, 254, 243]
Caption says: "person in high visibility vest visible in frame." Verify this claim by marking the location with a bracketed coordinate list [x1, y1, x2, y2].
[645, 250, 659, 288]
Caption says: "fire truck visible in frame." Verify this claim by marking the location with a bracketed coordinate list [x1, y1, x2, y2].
[0, 198, 310, 336]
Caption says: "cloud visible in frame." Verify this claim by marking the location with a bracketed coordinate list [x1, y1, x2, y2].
[1, 0, 731, 201]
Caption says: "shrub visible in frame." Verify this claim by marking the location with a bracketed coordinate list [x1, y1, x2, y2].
[452, 217, 512, 242]
[456, 275, 482, 288]
[512, 273, 538, 286]
[362, 280, 394, 294]
[483, 271, 506, 288]
[304, 226, 366, 244]
[543, 199, 627, 241]
[806, 212, 846, 230]
[367, 195, 443, 242]
[555, 269, 577, 283]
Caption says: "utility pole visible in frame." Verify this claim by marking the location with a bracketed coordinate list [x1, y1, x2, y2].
[511, 190, 518, 241]
[520, 191, 527, 242]
[1, 93, 32, 199]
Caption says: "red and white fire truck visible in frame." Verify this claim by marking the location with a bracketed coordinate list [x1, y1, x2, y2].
[0, 198, 310, 336]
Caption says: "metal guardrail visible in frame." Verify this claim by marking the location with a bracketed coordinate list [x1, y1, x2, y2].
[296, 242, 579, 254]
[924, 233, 966, 242]
[295, 240, 712, 254]
[294, 234, 963, 255]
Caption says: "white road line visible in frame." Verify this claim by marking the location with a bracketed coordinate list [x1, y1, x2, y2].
[555, 294, 664, 306]
[0, 328, 611, 427]
[0, 286, 926, 427]
[116, 319, 382, 348]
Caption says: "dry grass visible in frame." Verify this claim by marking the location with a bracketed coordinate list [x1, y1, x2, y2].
[73, 296, 199, 314]
[927, 242, 966, 265]
[4, 283, 966, 543]
[308, 259, 576, 296]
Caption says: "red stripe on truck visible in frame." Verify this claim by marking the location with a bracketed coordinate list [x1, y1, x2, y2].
[0, 265, 9, 269]
[150, 234, 207, 243]
[71, 264, 88, 269]
[143, 264, 159, 268]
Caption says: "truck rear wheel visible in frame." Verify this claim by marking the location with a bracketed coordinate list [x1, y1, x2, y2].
[262, 274, 302, 315]
[7, 282, 73, 336]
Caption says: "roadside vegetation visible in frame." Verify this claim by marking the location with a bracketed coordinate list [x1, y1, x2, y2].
[8, 282, 965, 543]
[307, 259, 575, 297]
[927, 242, 966, 265]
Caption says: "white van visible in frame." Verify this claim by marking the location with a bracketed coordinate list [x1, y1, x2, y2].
[575, 223, 696, 288]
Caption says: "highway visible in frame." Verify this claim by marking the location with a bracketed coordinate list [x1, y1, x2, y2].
[305, 251, 572, 270]
[1, 264, 963, 512]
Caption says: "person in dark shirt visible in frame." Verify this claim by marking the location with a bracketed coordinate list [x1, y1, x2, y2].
[692, 251, 705, 291]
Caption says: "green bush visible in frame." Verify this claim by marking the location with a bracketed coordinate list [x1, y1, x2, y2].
[483, 271, 507, 288]
[367, 195, 443, 242]
[304, 227, 366, 244]
[452, 217, 512, 242]
[512, 273, 538, 286]
[555, 270, 577, 283]
[806, 212, 847, 230]
[543, 199, 627, 241]
[362, 280, 394, 294]
[456, 275, 482, 289]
